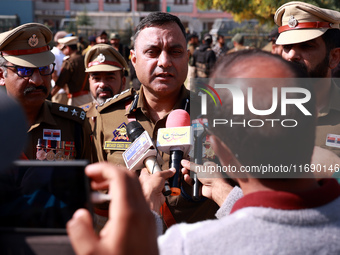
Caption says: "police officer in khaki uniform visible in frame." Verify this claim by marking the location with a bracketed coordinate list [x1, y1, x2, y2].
[95, 12, 219, 230]
[51, 36, 92, 107]
[0, 23, 92, 161]
[274, 2, 340, 163]
[82, 43, 128, 131]
[82, 46, 129, 233]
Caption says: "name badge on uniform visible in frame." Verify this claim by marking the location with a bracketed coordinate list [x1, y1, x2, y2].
[326, 134, 340, 148]
[43, 129, 61, 141]
[104, 122, 131, 151]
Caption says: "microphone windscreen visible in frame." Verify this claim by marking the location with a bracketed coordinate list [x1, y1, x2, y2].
[126, 121, 145, 142]
[166, 109, 190, 128]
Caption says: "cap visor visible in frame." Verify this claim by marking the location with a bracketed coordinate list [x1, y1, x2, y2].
[85, 64, 122, 73]
[4, 51, 55, 68]
[276, 28, 327, 45]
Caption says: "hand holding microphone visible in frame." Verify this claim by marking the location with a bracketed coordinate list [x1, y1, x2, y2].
[157, 109, 193, 196]
[122, 121, 171, 196]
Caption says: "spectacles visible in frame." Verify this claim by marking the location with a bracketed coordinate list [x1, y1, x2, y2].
[4, 63, 55, 78]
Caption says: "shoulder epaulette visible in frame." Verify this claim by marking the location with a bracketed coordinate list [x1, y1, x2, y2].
[80, 102, 94, 112]
[98, 88, 135, 113]
[49, 101, 86, 124]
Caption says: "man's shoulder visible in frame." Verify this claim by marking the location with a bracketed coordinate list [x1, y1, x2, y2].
[47, 101, 87, 124]
[97, 88, 135, 113]
[80, 101, 95, 112]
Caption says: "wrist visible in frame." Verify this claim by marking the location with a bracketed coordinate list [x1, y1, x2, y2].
[212, 180, 233, 207]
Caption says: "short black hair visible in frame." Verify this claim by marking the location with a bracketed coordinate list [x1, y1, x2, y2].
[133, 12, 186, 45]
[217, 34, 224, 40]
[322, 29, 340, 53]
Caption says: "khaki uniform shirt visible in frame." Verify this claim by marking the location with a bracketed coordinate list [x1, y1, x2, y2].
[95, 85, 219, 226]
[316, 81, 340, 157]
[81, 101, 97, 132]
[25, 100, 92, 161]
[81, 101, 98, 163]
[56, 52, 89, 94]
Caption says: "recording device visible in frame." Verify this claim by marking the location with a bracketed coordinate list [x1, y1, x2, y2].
[0, 160, 92, 231]
[157, 109, 193, 196]
[122, 121, 171, 196]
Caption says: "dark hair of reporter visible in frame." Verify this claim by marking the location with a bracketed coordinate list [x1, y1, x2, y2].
[207, 49, 316, 177]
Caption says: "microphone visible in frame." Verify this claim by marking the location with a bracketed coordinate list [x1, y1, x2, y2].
[191, 118, 208, 201]
[122, 121, 171, 196]
[157, 109, 193, 196]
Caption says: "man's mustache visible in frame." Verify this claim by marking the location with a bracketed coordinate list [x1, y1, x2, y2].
[97, 87, 113, 96]
[23, 86, 48, 96]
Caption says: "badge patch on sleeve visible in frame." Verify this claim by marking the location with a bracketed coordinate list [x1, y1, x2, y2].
[326, 134, 340, 148]
[104, 122, 131, 150]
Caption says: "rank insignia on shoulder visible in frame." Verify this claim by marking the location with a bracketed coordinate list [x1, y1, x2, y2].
[52, 102, 86, 123]
[59, 106, 68, 112]
[104, 122, 131, 151]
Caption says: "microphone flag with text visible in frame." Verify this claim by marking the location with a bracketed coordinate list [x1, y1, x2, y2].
[122, 121, 171, 196]
[157, 109, 193, 196]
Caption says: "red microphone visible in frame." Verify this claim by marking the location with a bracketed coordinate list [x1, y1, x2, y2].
[157, 109, 193, 196]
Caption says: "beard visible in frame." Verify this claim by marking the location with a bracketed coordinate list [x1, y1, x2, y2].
[293, 54, 329, 78]
[95, 87, 113, 105]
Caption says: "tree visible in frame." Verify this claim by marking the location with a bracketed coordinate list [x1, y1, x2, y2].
[197, 0, 340, 24]
[77, 7, 93, 27]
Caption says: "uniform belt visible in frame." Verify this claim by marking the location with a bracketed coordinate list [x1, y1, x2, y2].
[68, 90, 89, 98]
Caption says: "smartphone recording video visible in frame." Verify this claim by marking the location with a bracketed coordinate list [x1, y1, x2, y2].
[0, 160, 92, 232]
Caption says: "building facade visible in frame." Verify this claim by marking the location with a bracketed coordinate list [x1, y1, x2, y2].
[0, 0, 232, 41]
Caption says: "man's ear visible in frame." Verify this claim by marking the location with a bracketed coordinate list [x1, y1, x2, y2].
[130, 49, 136, 68]
[121, 76, 126, 90]
[209, 135, 241, 167]
[329, 47, 340, 70]
[209, 134, 244, 179]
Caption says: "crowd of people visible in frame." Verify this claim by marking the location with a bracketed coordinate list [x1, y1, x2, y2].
[0, 1, 340, 254]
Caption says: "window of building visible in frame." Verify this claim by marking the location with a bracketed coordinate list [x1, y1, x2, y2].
[74, 0, 89, 3]
[105, 0, 120, 3]
[174, 0, 188, 4]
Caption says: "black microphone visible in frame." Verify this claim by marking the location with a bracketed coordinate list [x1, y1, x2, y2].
[157, 109, 193, 196]
[191, 118, 207, 201]
[123, 121, 171, 196]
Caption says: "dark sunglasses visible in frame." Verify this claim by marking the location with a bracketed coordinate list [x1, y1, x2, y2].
[4, 63, 55, 78]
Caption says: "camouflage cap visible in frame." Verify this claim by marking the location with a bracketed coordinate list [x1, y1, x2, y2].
[274, 1, 340, 45]
[84, 43, 128, 73]
[110, 33, 120, 40]
[0, 23, 55, 67]
[232, 33, 244, 44]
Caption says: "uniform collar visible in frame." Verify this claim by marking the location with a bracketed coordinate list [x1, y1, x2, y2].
[136, 84, 190, 119]
[319, 79, 340, 116]
[84, 101, 98, 118]
[28, 101, 57, 132]
[230, 179, 340, 214]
